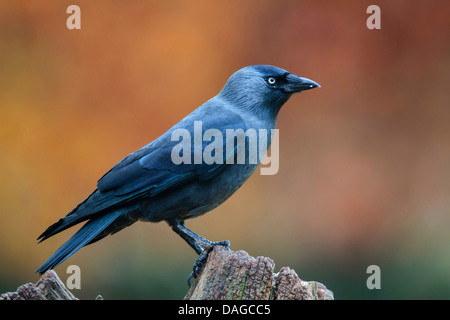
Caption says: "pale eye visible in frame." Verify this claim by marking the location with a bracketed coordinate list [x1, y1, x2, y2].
[267, 77, 276, 85]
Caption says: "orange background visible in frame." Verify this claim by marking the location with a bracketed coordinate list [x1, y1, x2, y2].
[0, 1, 449, 299]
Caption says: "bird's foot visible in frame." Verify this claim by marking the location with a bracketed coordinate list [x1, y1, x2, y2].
[187, 240, 230, 287]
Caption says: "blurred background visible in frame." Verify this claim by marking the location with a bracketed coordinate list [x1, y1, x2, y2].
[0, 0, 449, 299]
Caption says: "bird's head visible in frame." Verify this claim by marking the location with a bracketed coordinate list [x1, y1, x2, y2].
[218, 65, 320, 118]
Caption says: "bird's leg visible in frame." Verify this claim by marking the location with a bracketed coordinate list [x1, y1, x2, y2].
[169, 220, 230, 285]
[170, 221, 203, 255]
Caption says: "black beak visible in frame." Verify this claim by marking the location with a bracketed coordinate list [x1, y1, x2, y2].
[283, 74, 320, 93]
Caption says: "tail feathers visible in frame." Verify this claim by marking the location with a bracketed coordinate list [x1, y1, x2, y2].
[37, 214, 87, 243]
[37, 191, 98, 243]
[35, 212, 120, 275]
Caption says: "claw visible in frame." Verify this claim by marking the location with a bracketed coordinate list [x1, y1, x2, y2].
[187, 272, 195, 287]
[186, 240, 231, 287]
[215, 240, 230, 249]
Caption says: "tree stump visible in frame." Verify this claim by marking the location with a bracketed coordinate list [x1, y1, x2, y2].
[185, 246, 334, 300]
[0, 270, 77, 300]
[1, 247, 333, 300]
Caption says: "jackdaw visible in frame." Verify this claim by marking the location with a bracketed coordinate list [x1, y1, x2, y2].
[36, 65, 320, 279]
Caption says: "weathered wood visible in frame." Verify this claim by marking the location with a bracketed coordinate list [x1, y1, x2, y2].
[0, 270, 77, 300]
[185, 246, 334, 300]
